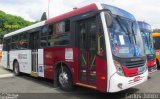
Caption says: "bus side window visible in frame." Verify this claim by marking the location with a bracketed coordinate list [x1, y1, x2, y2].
[41, 26, 49, 48]
[48, 20, 70, 47]
[79, 22, 86, 49]
[11, 35, 19, 50]
[3, 39, 6, 51]
[19, 33, 29, 49]
[6, 38, 11, 51]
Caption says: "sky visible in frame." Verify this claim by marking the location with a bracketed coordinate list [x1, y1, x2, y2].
[0, 0, 160, 29]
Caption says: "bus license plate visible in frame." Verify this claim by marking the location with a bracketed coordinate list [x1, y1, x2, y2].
[138, 66, 145, 74]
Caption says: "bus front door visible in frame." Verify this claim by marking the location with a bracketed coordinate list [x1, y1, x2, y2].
[30, 32, 39, 76]
[78, 18, 97, 87]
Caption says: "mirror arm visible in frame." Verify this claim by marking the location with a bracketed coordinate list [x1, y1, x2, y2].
[96, 9, 112, 15]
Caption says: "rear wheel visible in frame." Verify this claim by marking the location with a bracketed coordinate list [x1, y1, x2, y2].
[13, 61, 20, 76]
[58, 66, 73, 91]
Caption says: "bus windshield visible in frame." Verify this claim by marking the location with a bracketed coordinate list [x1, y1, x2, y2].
[141, 31, 154, 54]
[138, 22, 155, 55]
[107, 14, 145, 58]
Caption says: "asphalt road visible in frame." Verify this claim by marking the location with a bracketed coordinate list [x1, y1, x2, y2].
[0, 69, 160, 99]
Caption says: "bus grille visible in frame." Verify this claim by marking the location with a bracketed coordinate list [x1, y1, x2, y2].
[123, 60, 145, 68]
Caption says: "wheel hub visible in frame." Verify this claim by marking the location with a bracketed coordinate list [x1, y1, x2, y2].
[15, 64, 18, 74]
[59, 72, 69, 87]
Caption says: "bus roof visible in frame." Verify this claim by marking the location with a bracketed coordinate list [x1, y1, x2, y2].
[45, 3, 98, 25]
[102, 4, 135, 20]
[152, 33, 160, 37]
[138, 21, 151, 31]
[4, 3, 135, 38]
[4, 3, 98, 38]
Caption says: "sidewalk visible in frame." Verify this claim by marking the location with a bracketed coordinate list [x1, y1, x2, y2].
[0, 65, 14, 78]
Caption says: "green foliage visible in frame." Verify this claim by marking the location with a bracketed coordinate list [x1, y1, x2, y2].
[0, 10, 33, 43]
[153, 29, 160, 33]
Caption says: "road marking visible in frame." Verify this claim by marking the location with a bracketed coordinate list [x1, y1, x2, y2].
[0, 74, 14, 78]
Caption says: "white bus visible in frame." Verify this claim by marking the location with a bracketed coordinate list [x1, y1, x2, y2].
[2, 3, 148, 92]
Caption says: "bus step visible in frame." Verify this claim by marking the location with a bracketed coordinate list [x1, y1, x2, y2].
[31, 72, 38, 77]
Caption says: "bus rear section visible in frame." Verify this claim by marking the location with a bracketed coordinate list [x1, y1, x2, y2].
[152, 33, 160, 69]
[138, 21, 157, 73]
[2, 3, 148, 93]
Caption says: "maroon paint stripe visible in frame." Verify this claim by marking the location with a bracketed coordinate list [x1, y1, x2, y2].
[45, 3, 98, 25]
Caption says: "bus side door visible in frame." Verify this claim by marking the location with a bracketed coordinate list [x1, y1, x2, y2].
[77, 17, 97, 86]
[30, 32, 39, 73]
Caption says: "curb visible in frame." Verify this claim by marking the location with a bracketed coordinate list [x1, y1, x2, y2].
[0, 74, 14, 78]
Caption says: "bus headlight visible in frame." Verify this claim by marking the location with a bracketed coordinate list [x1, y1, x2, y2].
[114, 60, 124, 76]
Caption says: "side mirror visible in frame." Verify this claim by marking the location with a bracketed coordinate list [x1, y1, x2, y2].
[105, 12, 112, 27]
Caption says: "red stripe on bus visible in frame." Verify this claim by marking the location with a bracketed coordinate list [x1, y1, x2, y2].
[122, 66, 138, 77]
[45, 3, 98, 24]
[147, 58, 156, 67]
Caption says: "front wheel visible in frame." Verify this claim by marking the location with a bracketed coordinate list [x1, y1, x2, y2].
[13, 61, 20, 76]
[58, 66, 73, 91]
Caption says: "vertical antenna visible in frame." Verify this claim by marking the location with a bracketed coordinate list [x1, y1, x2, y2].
[48, 0, 50, 19]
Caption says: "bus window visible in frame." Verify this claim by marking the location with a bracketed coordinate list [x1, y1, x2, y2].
[41, 26, 49, 48]
[88, 20, 96, 83]
[19, 33, 29, 49]
[11, 35, 19, 50]
[79, 22, 86, 49]
[65, 20, 70, 32]
[51, 34, 70, 46]
[153, 36, 160, 50]
[89, 22, 96, 49]
[54, 21, 65, 34]
[3, 39, 7, 51]
[48, 20, 70, 47]
[6, 38, 11, 51]
[79, 21, 87, 81]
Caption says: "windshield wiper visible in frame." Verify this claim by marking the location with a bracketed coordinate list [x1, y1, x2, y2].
[115, 15, 132, 43]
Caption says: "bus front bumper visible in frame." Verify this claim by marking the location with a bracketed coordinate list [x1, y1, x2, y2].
[108, 70, 148, 93]
[148, 65, 157, 74]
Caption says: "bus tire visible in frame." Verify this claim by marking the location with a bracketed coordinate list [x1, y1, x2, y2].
[13, 61, 20, 76]
[58, 65, 73, 91]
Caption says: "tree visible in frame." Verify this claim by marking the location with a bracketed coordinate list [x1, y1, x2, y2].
[0, 10, 33, 43]
[41, 12, 47, 21]
[153, 29, 160, 33]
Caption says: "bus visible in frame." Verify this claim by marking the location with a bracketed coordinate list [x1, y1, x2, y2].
[152, 33, 160, 69]
[2, 3, 148, 92]
[138, 21, 157, 73]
